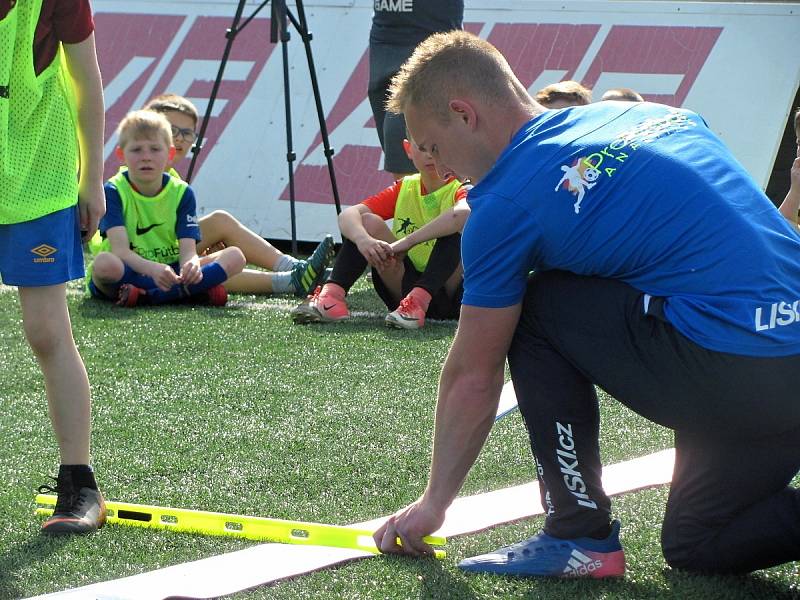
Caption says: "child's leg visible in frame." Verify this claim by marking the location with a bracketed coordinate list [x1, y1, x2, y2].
[198, 211, 290, 271]
[143, 246, 246, 305]
[413, 233, 462, 298]
[18, 285, 90, 465]
[90, 251, 128, 299]
[221, 269, 277, 294]
[328, 213, 396, 293]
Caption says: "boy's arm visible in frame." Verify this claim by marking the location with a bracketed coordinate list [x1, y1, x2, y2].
[63, 33, 105, 240]
[178, 238, 202, 285]
[338, 204, 393, 266]
[779, 155, 800, 231]
[106, 227, 180, 291]
[391, 200, 470, 255]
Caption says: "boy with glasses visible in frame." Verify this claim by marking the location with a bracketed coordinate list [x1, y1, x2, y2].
[143, 94, 334, 297]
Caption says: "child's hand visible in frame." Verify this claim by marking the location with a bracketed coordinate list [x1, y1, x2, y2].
[357, 237, 393, 267]
[790, 155, 800, 192]
[78, 181, 106, 242]
[180, 257, 203, 286]
[148, 263, 181, 291]
[389, 237, 411, 257]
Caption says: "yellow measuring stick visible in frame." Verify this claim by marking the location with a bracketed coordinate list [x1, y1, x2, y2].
[35, 495, 445, 558]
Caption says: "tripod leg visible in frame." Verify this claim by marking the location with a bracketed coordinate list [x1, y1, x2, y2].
[292, 0, 342, 215]
[186, 0, 252, 183]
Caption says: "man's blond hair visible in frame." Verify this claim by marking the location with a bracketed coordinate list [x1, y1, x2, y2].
[144, 93, 200, 127]
[117, 110, 173, 150]
[387, 30, 527, 122]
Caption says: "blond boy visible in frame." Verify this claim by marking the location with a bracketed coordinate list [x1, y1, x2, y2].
[89, 111, 245, 306]
[143, 94, 334, 296]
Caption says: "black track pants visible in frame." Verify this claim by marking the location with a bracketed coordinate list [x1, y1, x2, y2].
[507, 270, 800, 573]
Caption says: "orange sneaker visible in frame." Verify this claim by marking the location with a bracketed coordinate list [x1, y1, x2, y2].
[116, 283, 144, 307]
[385, 292, 426, 329]
[291, 285, 350, 324]
[206, 284, 228, 307]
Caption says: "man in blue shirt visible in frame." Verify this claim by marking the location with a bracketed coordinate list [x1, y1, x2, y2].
[373, 31, 800, 578]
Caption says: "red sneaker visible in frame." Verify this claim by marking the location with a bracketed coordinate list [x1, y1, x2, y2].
[206, 284, 228, 307]
[385, 293, 426, 329]
[291, 285, 350, 324]
[116, 283, 144, 307]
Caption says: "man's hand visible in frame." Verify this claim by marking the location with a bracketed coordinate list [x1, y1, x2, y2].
[180, 256, 203, 286]
[78, 181, 105, 242]
[373, 496, 446, 557]
[148, 263, 181, 291]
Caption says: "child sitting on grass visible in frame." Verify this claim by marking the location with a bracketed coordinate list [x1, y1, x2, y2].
[143, 93, 334, 296]
[88, 110, 245, 306]
[292, 137, 469, 330]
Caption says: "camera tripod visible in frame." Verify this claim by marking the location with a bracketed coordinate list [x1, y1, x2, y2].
[186, 0, 341, 254]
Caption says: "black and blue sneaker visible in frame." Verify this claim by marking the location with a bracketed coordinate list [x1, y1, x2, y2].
[291, 234, 335, 297]
[458, 520, 625, 578]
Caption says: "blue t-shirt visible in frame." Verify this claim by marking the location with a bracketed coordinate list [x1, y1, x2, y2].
[462, 102, 800, 357]
[100, 172, 200, 241]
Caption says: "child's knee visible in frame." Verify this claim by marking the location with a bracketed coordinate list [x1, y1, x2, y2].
[220, 246, 246, 275]
[362, 212, 391, 237]
[91, 252, 124, 284]
[204, 210, 237, 233]
[23, 314, 70, 358]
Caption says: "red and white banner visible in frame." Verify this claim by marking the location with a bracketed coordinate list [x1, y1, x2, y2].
[94, 0, 800, 241]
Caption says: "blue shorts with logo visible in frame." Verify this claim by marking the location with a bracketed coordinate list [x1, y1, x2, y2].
[0, 205, 84, 287]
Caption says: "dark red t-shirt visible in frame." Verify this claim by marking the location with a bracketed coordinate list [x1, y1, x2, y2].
[0, 0, 94, 75]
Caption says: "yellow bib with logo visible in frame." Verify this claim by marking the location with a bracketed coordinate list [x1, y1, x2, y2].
[93, 172, 189, 265]
[0, 0, 79, 224]
[392, 174, 462, 272]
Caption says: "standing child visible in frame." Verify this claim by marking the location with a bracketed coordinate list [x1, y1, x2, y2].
[0, 0, 106, 532]
[292, 138, 469, 329]
[142, 93, 334, 296]
[89, 110, 246, 306]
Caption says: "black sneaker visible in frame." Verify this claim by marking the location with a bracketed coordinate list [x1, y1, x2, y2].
[39, 470, 106, 535]
[291, 235, 335, 297]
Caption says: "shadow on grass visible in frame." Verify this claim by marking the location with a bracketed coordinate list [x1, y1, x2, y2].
[0, 534, 68, 598]
[75, 297, 256, 321]
[663, 567, 800, 600]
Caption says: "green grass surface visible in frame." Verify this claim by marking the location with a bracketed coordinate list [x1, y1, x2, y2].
[0, 279, 798, 599]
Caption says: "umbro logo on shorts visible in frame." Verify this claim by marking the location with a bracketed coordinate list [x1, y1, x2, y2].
[31, 244, 57, 263]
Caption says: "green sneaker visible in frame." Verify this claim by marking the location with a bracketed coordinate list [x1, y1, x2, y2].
[291, 235, 335, 297]
[39, 470, 106, 535]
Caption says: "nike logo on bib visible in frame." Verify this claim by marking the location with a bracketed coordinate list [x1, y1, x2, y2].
[136, 223, 162, 236]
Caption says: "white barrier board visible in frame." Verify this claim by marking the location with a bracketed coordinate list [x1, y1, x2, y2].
[92, 0, 800, 241]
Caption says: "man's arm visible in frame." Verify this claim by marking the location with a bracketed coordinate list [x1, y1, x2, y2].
[373, 302, 522, 555]
[63, 33, 105, 240]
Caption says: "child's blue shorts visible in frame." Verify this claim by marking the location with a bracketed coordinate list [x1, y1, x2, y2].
[0, 205, 84, 287]
[88, 262, 180, 301]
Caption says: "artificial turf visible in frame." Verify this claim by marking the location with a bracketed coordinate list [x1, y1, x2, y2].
[0, 278, 797, 599]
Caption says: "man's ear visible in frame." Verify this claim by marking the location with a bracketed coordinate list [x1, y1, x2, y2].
[448, 99, 476, 129]
[115, 146, 125, 161]
[169, 147, 177, 162]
